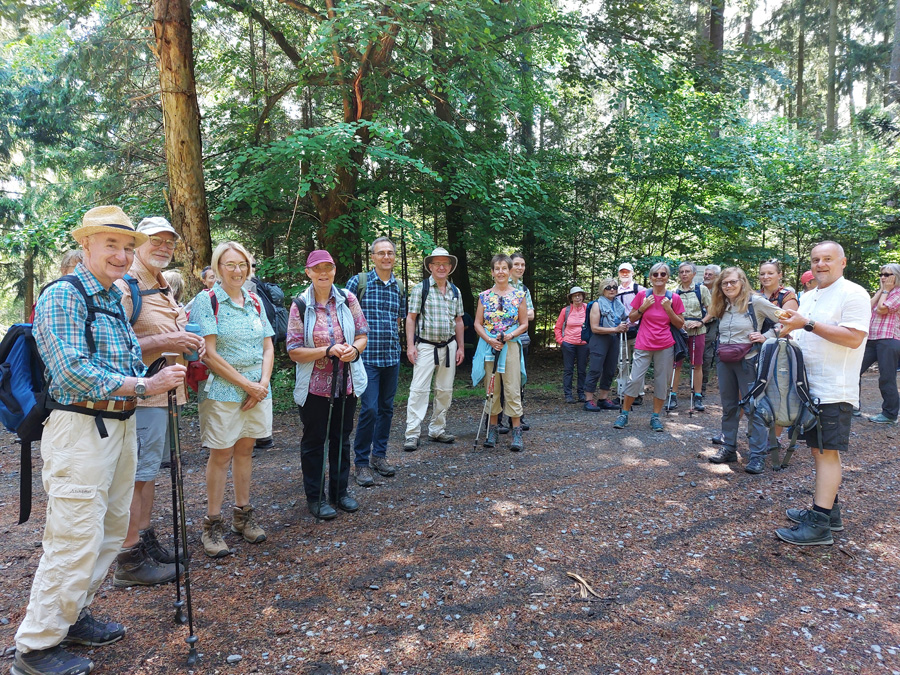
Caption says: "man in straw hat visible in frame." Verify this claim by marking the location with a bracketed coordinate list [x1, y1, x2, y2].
[402, 247, 465, 451]
[12, 206, 186, 675]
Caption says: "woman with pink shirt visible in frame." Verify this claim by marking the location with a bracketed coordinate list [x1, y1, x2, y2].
[554, 286, 589, 403]
[859, 263, 900, 424]
[613, 262, 685, 433]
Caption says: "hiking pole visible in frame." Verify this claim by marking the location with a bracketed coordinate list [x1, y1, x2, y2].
[688, 358, 695, 419]
[617, 331, 628, 413]
[473, 340, 503, 452]
[316, 355, 340, 518]
[162, 353, 199, 667]
[335, 355, 351, 503]
[666, 359, 677, 418]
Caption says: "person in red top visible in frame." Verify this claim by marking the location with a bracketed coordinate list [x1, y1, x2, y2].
[613, 262, 685, 432]
[859, 263, 900, 424]
[554, 286, 588, 403]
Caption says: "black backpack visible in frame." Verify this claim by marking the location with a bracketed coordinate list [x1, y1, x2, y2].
[252, 277, 288, 344]
[415, 278, 459, 337]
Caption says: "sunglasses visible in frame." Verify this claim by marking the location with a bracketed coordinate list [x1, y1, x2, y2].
[604, 285, 617, 291]
[880, 272, 894, 277]
[651, 272, 668, 278]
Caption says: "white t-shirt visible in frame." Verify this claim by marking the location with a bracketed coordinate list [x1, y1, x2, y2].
[795, 276, 870, 406]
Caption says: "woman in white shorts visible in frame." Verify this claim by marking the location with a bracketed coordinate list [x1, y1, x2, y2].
[192, 241, 274, 558]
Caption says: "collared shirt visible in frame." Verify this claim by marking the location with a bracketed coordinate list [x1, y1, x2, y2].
[285, 288, 368, 397]
[511, 279, 534, 312]
[114, 255, 188, 407]
[191, 284, 275, 403]
[675, 284, 712, 336]
[345, 270, 405, 368]
[408, 276, 463, 343]
[869, 287, 900, 340]
[617, 281, 644, 327]
[34, 263, 145, 405]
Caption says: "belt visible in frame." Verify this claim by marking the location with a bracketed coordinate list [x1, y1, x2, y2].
[71, 399, 137, 412]
[415, 336, 454, 367]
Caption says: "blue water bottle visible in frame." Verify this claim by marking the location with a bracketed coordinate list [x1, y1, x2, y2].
[184, 322, 201, 361]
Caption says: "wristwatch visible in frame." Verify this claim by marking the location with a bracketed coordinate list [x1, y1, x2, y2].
[803, 319, 816, 332]
[135, 377, 147, 398]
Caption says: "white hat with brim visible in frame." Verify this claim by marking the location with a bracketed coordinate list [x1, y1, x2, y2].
[423, 246, 458, 275]
[71, 206, 148, 246]
[618, 262, 634, 273]
[568, 286, 586, 301]
[136, 216, 180, 240]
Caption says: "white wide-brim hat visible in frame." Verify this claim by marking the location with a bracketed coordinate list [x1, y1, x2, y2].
[423, 246, 458, 274]
[568, 286, 586, 301]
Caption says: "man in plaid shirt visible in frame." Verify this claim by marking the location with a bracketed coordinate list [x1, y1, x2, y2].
[13, 206, 186, 675]
[402, 247, 465, 451]
[345, 237, 407, 486]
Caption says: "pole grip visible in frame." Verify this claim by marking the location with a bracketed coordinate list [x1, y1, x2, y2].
[163, 352, 179, 367]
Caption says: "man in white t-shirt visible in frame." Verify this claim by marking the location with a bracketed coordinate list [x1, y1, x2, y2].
[775, 241, 870, 546]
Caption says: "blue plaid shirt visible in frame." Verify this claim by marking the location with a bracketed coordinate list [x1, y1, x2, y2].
[34, 263, 145, 405]
[345, 270, 406, 368]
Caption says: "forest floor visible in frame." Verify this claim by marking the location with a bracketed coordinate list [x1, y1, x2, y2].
[0, 353, 899, 675]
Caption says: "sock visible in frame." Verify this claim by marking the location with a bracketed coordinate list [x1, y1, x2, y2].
[812, 503, 832, 517]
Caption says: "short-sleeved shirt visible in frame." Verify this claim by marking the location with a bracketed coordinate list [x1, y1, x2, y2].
[408, 277, 463, 343]
[554, 304, 587, 345]
[115, 256, 188, 407]
[631, 291, 685, 351]
[511, 279, 534, 312]
[869, 287, 900, 340]
[191, 285, 275, 403]
[795, 276, 870, 406]
[344, 270, 405, 368]
[675, 284, 711, 336]
[34, 263, 145, 405]
[479, 288, 526, 337]
[285, 289, 368, 397]
[617, 281, 644, 327]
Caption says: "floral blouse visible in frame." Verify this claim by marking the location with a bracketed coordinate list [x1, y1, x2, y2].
[479, 288, 526, 338]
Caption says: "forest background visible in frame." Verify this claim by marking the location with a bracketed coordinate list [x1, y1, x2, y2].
[1, 0, 899, 346]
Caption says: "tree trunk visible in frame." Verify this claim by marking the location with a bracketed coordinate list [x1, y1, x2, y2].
[709, 0, 725, 60]
[797, 0, 805, 121]
[825, 0, 838, 140]
[889, 0, 900, 106]
[23, 248, 34, 322]
[153, 0, 212, 297]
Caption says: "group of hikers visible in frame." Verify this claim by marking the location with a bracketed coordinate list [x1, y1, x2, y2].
[4, 203, 894, 675]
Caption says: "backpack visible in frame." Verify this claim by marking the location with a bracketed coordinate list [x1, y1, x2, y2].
[579, 301, 597, 343]
[291, 287, 348, 323]
[251, 277, 288, 344]
[0, 275, 134, 523]
[739, 337, 822, 470]
[675, 283, 708, 319]
[354, 271, 406, 303]
[122, 273, 166, 326]
[642, 290, 689, 362]
[760, 288, 790, 334]
[415, 278, 459, 337]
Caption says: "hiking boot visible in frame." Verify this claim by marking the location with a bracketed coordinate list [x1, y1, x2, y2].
[775, 509, 834, 546]
[428, 431, 456, 443]
[140, 527, 182, 564]
[633, 395, 644, 406]
[63, 608, 126, 647]
[113, 543, 176, 588]
[370, 455, 396, 477]
[254, 435, 275, 450]
[613, 412, 629, 429]
[852, 406, 862, 417]
[650, 414, 664, 432]
[598, 399, 619, 410]
[787, 502, 844, 531]
[583, 401, 602, 412]
[201, 515, 232, 558]
[692, 394, 705, 412]
[331, 495, 359, 512]
[355, 465, 375, 487]
[497, 416, 510, 434]
[578, 394, 586, 402]
[12, 646, 94, 675]
[869, 413, 898, 425]
[744, 457, 765, 474]
[510, 426, 524, 452]
[483, 426, 498, 448]
[711, 433, 726, 445]
[520, 417, 530, 431]
[308, 501, 337, 520]
[403, 437, 419, 452]
[709, 446, 738, 463]
[232, 504, 266, 544]
[565, 396, 575, 404]
[664, 393, 677, 410]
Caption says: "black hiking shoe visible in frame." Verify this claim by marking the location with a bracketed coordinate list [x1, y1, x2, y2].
[744, 457, 765, 474]
[708, 446, 737, 464]
[787, 503, 844, 531]
[692, 394, 705, 412]
[308, 501, 338, 520]
[775, 509, 834, 546]
[12, 646, 94, 675]
[140, 527, 182, 564]
[63, 608, 126, 647]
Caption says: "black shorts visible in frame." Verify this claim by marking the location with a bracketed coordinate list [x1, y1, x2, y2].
[802, 402, 853, 453]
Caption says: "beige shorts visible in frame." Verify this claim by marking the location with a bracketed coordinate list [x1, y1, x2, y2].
[199, 398, 272, 449]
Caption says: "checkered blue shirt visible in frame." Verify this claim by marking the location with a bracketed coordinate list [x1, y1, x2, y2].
[34, 263, 145, 405]
[345, 270, 406, 367]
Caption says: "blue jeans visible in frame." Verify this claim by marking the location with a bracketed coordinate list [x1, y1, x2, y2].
[353, 362, 400, 466]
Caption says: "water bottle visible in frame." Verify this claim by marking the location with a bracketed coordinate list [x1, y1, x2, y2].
[184, 322, 201, 361]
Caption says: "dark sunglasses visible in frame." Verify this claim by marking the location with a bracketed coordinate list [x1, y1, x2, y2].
[651, 272, 668, 278]
[880, 272, 894, 277]
[604, 285, 617, 291]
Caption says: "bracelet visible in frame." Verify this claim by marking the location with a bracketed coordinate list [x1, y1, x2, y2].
[351, 345, 361, 361]
[325, 345, 333, 358]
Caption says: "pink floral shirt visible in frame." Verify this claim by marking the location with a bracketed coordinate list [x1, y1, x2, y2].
[869, 287, 900, 340]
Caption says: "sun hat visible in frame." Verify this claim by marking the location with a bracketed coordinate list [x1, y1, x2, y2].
[568, 286, 586, 301]
[423, 247, 458, 274]
[71, 206, 148, 246]
[305, 250, 335, 268]
[618, 262, 634, 273]
[800, 270, 815, 285]
[136, 217, 180, 239]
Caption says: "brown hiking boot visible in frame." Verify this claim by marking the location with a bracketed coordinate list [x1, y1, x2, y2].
[113, 543, 176, 588]
[232, 504, 266, 544]
[140, 527, 182, 564]
[201, 514, 232, 557]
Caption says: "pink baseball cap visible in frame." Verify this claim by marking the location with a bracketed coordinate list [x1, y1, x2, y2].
[800, 270, 814, 284]
[305, 250, 335, 268]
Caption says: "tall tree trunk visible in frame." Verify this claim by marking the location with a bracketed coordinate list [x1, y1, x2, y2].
[709, 0, 725, 61]
[825, 0, 838, 140]
[23, 248, 34, 322]
[889, 0, 900, 106]
[153, 0, 212, 296]
[797, 0, 805, 121]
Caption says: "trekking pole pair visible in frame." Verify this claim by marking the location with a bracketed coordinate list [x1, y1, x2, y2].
[316, 353, 352, 517]
[474, 335, 505, 451]
[617, 331, 630, 414]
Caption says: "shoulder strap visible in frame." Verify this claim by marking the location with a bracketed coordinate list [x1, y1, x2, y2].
[208, 288, 219, 321]
[292, 295, 306, 318]
[747, 299, 758, 332]
[122, 273, 164, 326]
[247, 291, 263, 316]
[356, 272, 367, 301]
[57, 275, 127, 354]
[563, 305, 571, 332]
[778, 288, 789, 306]
[695, 283, 707, 318]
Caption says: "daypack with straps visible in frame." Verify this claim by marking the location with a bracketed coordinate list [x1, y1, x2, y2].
[760, 288, 790, 334]
[353, 271, 406, 304]
[739, 336, 822, 470]
[252, 277, 288, 344]
[122, 273, 167, 326]
[415, 278, 459, 339]
[0, 274, 137, 523]
[675, 283, 708, 319]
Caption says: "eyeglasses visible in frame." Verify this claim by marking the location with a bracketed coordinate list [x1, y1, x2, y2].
[309, 263, 335, 273]
[604, 285, 617, 291]
[431, 262, 451, 269]
[880, 272, 894, 277]
[721, 279, 740, 287]
[373, 251, 395, 258]
[651, 272, 668, 278]
[220, 262, 249, 272]
[148, 236, 176, 250]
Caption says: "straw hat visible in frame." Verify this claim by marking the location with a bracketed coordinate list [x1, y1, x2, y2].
[71, 206, 148, 246]
[423, 247, 458, 274]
